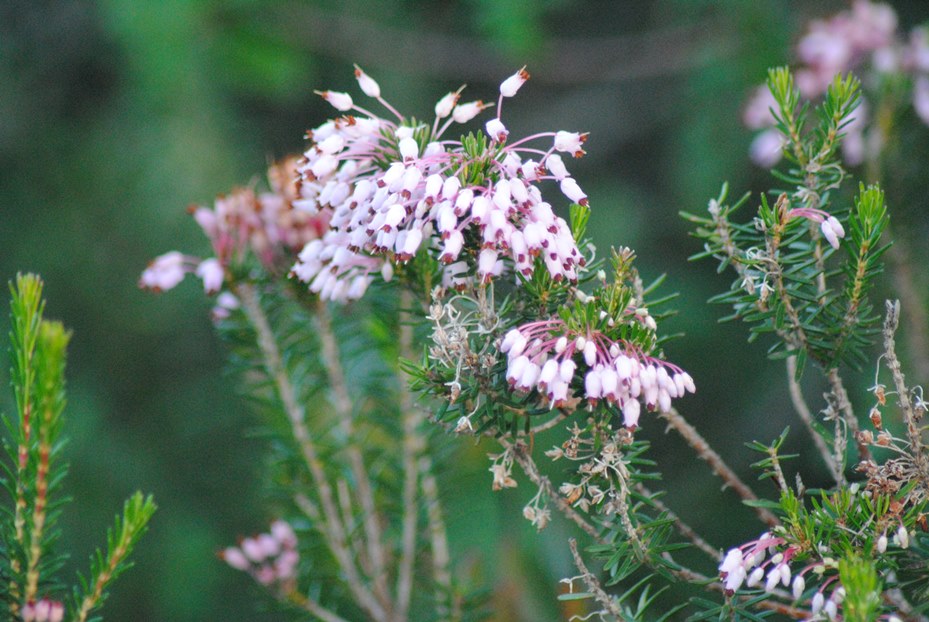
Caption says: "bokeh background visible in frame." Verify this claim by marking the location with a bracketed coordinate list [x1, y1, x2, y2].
[3, 1, 929, 620]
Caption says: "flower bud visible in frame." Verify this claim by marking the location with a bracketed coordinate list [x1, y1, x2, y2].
[499, 66, 530, 97]
[452, 100, 485, 124]
[353, 65, 381, 97]
[560, 177, 588, 206]
[554, 130, 588, 157]
[316, 90, 353, 111]
[399, 136, 419, 161]
[545, 153, 568, 179]
[791, 575, 805, 600]
[435, 90, 461, 118]
[486, 118, 508, 143]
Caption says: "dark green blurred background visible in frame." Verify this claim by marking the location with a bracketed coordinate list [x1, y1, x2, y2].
[3, 1, 929, 620]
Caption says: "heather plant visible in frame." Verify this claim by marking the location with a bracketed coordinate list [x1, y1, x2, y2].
[2, 274, 156, 621]
[141, 6, 929, 620]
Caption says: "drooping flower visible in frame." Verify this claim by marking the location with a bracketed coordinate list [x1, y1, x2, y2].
[290, 67, 592, 302]
[499, 315, 694, 426]
[786, 206, 846, 249]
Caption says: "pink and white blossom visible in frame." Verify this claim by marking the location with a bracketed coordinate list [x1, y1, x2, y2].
[500, 317, 694, 423]
[291, 68, 591, 301]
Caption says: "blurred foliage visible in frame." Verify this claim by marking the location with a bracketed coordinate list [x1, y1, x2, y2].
[2, 0, 929, 619]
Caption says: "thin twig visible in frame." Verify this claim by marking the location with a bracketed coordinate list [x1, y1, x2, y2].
[237, 284, 387, 622]
[419, 456, 454, 622]
[658, 408, 779, 528]
[786, 356, 844, 485]
[883, 301, 929, 477]
[395, 290, 425, 622]
[501, 438, 603, 542]
[315, 300, 391, 606]
[567, 538, 630, 621]
[826, 368, 871, 464]
[528, 412, 569, 434]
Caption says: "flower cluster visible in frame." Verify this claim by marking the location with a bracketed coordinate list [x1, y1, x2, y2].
[220, 520, 300, 588]
[719, 525, 910, 621]
[141, 157, 328, 296]
[500, 318, 694, 428]
[290, 66, 590, 302]
[21, 599, 64, 622]
[744, 0, 929, 167]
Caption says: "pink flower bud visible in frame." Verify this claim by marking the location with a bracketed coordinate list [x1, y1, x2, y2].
[222, 547, 250, 570]
[554, 131, 588, 157]
[192, 207, 218, 237]
[316, 133, 345, 155]
[452, 100, 485, 124]
[545, 153, 568, 180]
[271, 520, 297, 547]
[140, 251, 188, 292]
[560, 178, 588, 206]
[820, 217, 841, 250]
[622, 398, 640, 428]
[478, 248, 499, 280]
[196, 258, 224, 294]
[440, 230, 464, 262]
[811, 592, 825, 613]
[500, 66, 530, 97]
[316, 90, 353, 111]
[353, 65, 381, 98]
[435, 90, 461, 119]
[441, 176, 461, 200]
[792, 575, 805, 600]
[485, 118, 508, 143]
[583, 340, 597, 366]
[539, 359, 559, 388]
[585, 369, 602, 401]
[399, 136, 419, 161]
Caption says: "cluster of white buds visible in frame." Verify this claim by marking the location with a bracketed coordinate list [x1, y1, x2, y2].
[500, 318, 694, 426]
[291, 66, 590, 302]
[21, 599, 64, 622]
[221, 520, 300, 588]
[141, 157, 329, 298]
[787, 206, 847, 250]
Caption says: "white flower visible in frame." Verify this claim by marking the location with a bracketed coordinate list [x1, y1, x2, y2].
[452, 100, 485, 124]
[434, 90, 460, 119]
[499, 66, 529, 97]
[791, 575, 805, 600]
[196, 258, 224, 294]
[486, 118, 509, 143]
[353, 65, 381, 98]
[554, 131, 588, 157]
[316, 90, 353, 111]
[560, 177, 588, 206]
[820, 215, 845, 250]
[140, 251, 188, 292]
